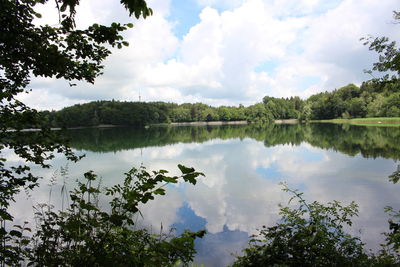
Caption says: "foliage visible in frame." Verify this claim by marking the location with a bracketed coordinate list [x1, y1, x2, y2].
[389, 165, 400, 184]
[356, 11, 400, 262]
[40, 96, 304, 127]
[245, 103, 274, 124]
[42, 101, 252, 127]
[37, 79, 400, 127]
[232, 184, 396, 266]
[0, 2, 208, 265]
[5, 165, 205, 266]
[381, 206, 400, 263]
[0, 0, 152, 263]
[362, 10, 400, 80]
[379, 167, 400, 265]
[304, 81, 400, 120]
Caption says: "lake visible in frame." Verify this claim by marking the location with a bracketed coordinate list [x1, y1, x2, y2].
[9, 123, 400, 266]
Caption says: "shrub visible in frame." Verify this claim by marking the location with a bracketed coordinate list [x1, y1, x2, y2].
[5, 165, 205, 266]
[232, 183, 397, 266]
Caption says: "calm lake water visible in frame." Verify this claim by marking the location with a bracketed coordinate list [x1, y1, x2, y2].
[9, 123, 400, 266]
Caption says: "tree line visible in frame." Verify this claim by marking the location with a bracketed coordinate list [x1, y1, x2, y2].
[39, 79, 400, 128]
[304, 79, 400, 120]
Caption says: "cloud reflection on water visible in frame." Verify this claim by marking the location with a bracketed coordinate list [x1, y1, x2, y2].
[7, 132, 400, 266]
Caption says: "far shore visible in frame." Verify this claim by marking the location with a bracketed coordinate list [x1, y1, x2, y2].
[13, 124, 120, 132]
[312, 117, 400, 127]
[18, 117, 400, 132]
[274, 119, 299, 124]
[168, 121, 249, 126]
[162, 119, 300, 126]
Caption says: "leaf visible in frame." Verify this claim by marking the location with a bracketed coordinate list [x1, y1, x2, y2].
[178, 164, 195, 174]
[9, 230, 22, 238]
[389, 168, 400, 184]
[21, 239, 30, 245]
[33, 12, 42, 18]
[154, 188, 166, 195]
[109, 214, 124, 226]
[182, 173, 197, 185]
[163, 177, 178, 183]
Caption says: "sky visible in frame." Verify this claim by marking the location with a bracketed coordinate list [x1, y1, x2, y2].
[22, 0, 400, 110]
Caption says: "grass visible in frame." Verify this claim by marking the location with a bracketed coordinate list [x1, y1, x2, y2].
[313, 117, 400, 127]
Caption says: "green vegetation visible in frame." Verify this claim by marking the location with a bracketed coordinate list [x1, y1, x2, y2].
[351, 117, 400, 122]
[303, 81, 400, 121]
[38, 79, 400, 128]
[39, 96, 304, 127]
[316, 117, 400, 127]
[0, 0, 152, 218]
[42, 101, 249, 127]
[0, 0, 206, 265]
[233, 166, 400, 266]
[232, 184, 400, 266]
[362, 10, 400, 81]
[4, 165, 205, 266]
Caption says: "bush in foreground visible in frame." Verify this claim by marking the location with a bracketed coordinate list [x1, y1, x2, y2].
[232, 184, 400, 267]
[4, 165, 205, 266]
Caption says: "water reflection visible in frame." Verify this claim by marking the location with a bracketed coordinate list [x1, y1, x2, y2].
[8, 124, 400, 266]
[66, 123, 400, 160]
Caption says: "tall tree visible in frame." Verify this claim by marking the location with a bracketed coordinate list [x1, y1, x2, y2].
[0, 0, 152, 261]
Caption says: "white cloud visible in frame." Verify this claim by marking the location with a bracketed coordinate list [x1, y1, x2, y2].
[246, 0, 400, 99]
[21, 0, 400, 110]
[137, 187, 183, 228]
[17, 88, 87, 111]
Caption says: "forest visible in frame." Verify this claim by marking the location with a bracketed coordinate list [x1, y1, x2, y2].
[40, 79, 400, 128]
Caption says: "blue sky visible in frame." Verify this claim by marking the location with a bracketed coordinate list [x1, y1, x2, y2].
[169, 0, 203, 38]
[25, 0, 400, 110]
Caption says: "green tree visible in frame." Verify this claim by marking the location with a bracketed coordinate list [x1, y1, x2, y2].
[347, 97, 367, 118]
[218, 106, 232, 121]
[300, 102, 312, 121]
[0, 0, 152, 263]
[171, 106, 192, 122]
[201, 107, 218, 121]
[367, 94, 385, 117]
[383, 92, 400, 117]
[246, 103, 273, 123]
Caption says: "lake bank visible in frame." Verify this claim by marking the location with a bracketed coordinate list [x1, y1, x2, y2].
[160, 119, 299, 126]
[19, 117, 400, 132]
[169, 121, 249, 126]
[274, 119, 299, 124]
[313, 117, 400, 127]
